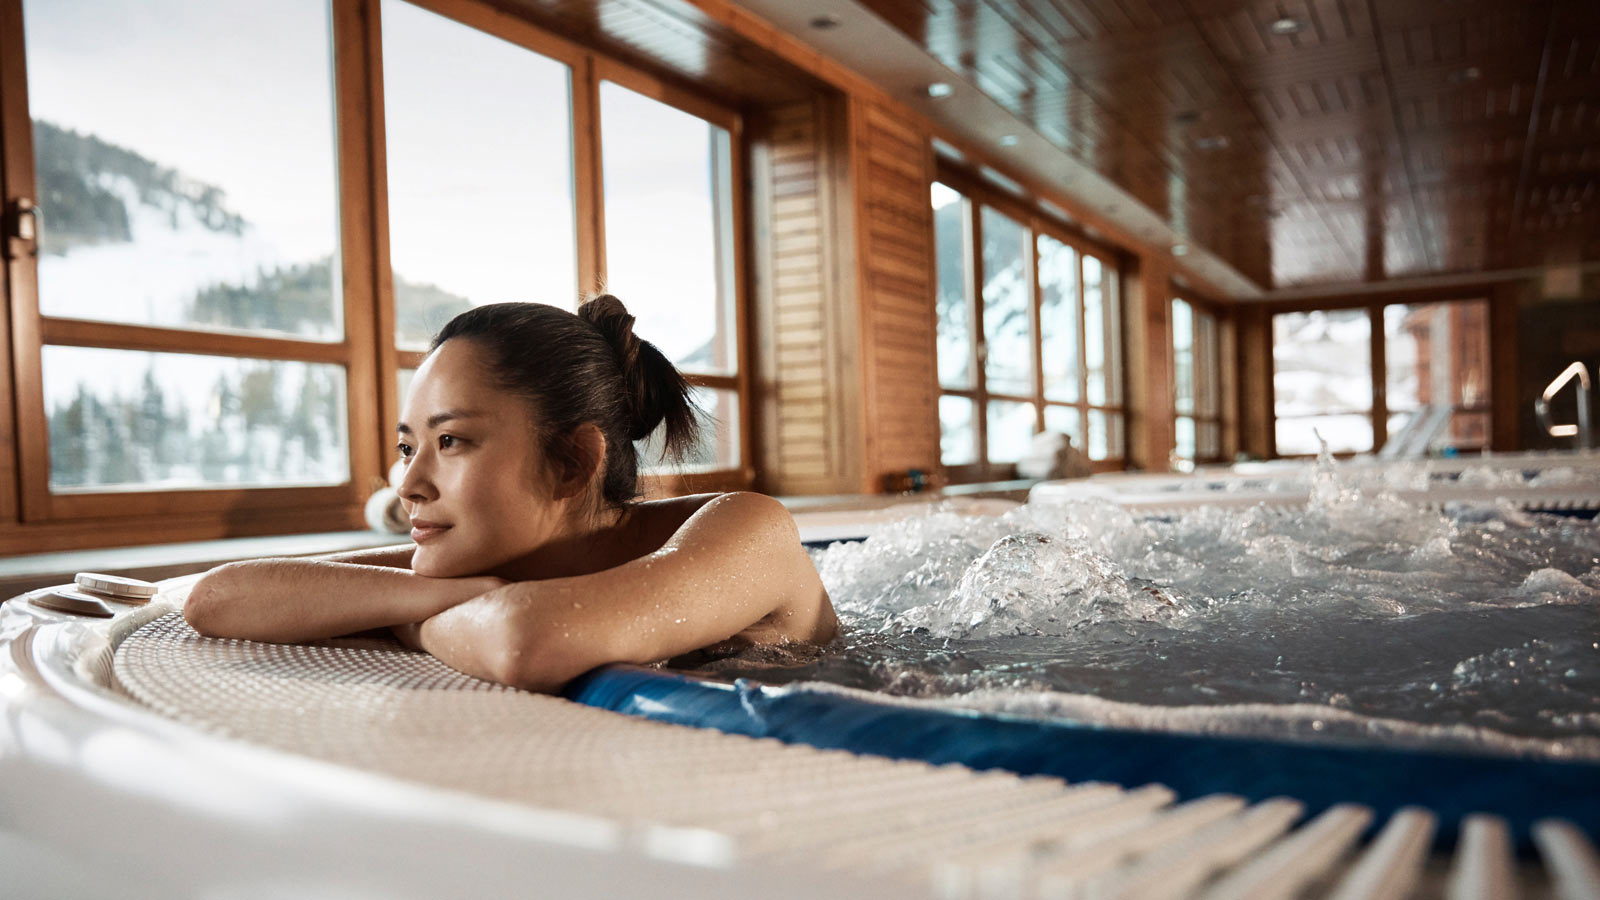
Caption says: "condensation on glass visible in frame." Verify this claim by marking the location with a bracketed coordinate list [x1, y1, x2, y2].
[986, 399, 1034, 463]
[25, 0, 343, 340]
[636, 386, 738, 473]
[1043, 404, 1083, 449]
[980, 207, 1031, 398]
[600, 82, 736, 377]
[43, 347, 349, 491]
[382, 0, 577, 349]
[1172, 298, 1195, 416]
[1037, 234, 1080, 404]
[1084, 255, 1120, 407]
[939, 395, 977, 466]
[1173, 299, 1222, 462]
[1384, 300, 1491, 453]
[932, 183, 973, 390]
[1273, 309, 1373, 455]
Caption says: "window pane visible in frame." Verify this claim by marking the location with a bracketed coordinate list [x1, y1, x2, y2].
[1277, 414, 1373, 456]
[1384, 300, 1490, 413]
[1038, 234, 1080, 403]
[1084, 255, 1119, 405]
[383, 0, 575, 349]
[1085, 408, 1123, 461]
[44, 346, 348, 491]
[1197, 312, 1221, 418]
[637, 386, 738, 473]
[1172, 298, 1194, 415]
[933, 184, 973, 389]
[1273, 309, 1371, 417]
[1198, 420, 1221, 459]
[939, 395, 977, 466]
[1175, 415, 1196, 460]
[26, 0, 342, 340]
[981, 207, 1031, 397]
[601, 82, 735, 375]
[1043, 404, 1083, 450]
[986, 399, 1035, 464]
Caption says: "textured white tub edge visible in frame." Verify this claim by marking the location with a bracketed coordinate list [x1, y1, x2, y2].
[1, 583, 927, 900]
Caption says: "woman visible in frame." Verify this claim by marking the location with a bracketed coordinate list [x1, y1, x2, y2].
[184, 296, 838, 692]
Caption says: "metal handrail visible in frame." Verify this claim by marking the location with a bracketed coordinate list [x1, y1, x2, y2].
[1534, 361, 1592, 448]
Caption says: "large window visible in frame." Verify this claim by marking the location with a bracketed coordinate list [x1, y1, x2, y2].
[1271, 299, 1491, 457]
[1383, 300, 1490, 454]
[18, 0, 358, 524]
[2, 0, 747, 550]
[932, 179, 1123, 479]
[1172, 297, 1222, 463]
[1273, 309, 1373, 455]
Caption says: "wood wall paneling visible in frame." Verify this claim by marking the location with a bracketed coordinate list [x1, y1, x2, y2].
[850, 97, 940, 491]
[1122, 253, 1175, 470]
[750, 97, 862, 495]
[1488, 281, 1522, 452]
[1234, 304, 1274, 460]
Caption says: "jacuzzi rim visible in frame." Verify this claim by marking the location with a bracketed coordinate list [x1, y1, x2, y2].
[564, 664, 1600, 847]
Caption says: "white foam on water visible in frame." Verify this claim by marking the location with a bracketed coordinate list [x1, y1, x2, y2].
[787, 455, 1600, 758]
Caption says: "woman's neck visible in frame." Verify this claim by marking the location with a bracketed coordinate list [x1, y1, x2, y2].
[490, 501, 635, 582]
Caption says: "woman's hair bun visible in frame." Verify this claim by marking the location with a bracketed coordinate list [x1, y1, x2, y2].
[578, 294, 700, 457]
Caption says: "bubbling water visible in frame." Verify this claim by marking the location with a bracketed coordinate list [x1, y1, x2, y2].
[703, 456, 1600, 757]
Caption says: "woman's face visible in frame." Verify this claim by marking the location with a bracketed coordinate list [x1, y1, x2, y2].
[396, 338, 563, 578]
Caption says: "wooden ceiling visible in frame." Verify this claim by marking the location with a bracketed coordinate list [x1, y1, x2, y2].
[833, 0, 1600, 292]
[487, 0, 823, 106]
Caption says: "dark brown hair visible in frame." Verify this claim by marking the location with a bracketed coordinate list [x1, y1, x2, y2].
[429, 296, 701, 505]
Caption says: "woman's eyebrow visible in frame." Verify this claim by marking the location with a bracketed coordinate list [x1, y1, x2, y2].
[396, 409, 486, 434]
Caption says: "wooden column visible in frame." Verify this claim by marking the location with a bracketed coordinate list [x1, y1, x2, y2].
[1234, 304, 1274, 459]
[1487, 280, 1523, 452]
[844, 96, 940, 492]
[1123, 252, 1174, 470]
[748, 92, 940, 495]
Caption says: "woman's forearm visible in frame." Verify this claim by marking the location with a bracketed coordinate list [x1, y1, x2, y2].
[184, 557, 501, 643]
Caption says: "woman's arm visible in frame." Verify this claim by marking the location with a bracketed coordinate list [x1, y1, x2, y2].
[184, 557, 502, 644]
[408, 492, 832, 692]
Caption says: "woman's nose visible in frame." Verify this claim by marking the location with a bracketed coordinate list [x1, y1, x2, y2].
[397, 455, 437, 503]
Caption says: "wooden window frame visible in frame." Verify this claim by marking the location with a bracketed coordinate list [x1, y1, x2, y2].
[0, 0, 752, 554]
[2, 0, 382, 535]
[1172, 293, 1226, 465]
[933, 166, 1127, 483]
[383, 0, 752, 497]
[1263, 288, 1499, 459]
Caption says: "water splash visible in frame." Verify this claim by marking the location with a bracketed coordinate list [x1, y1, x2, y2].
[775, 457, 1600, 755]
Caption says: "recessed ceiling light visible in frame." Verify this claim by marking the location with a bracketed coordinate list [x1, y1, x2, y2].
[926, 82, 954, 99]
[1269, 16, 1305, 35]
[1194, 135, 1231, 151]
[1172, 243, 1190, 256]
[808, 15, 841, 30]
[999, 134, 1019, 147]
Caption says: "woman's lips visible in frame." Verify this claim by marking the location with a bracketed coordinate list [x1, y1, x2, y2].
[410, 521, 451, 543]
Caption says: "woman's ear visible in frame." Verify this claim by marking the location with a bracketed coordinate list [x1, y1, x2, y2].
[554, 423, 608, 499]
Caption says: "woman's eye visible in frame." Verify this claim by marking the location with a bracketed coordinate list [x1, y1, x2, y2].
[438, 434, 459, 450]
[396, 442, 414, 459]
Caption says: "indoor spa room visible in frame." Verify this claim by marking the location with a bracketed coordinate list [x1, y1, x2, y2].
[2, 0, 1599, 897]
